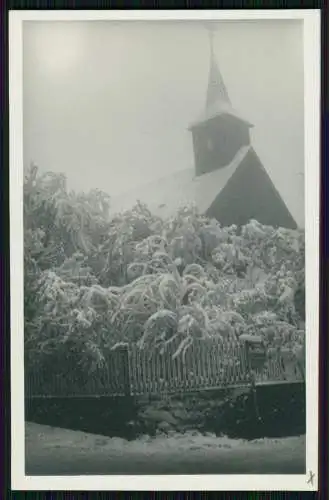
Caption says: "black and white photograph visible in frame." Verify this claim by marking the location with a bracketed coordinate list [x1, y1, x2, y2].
[10, 10, 320, 491]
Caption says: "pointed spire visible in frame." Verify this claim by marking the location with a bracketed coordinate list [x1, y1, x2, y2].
[188, 26, 253, 130]
[205, 28, 231, 112]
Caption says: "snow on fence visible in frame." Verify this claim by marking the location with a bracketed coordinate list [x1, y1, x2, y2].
[25, 338, 304, 399]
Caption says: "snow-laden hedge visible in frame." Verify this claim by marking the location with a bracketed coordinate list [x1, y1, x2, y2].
[24, 166, 305, 372]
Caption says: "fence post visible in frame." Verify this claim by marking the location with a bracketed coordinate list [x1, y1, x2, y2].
[119, 345, 131, 397]
[240, 338, 263, 423]
[239, 334, 265, 382]
[242, 341, 251, 381]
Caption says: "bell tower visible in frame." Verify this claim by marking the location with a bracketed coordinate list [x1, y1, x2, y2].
[189, 28, 253, 177]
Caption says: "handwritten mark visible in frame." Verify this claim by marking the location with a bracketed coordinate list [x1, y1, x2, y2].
[307, 470, 315, 486]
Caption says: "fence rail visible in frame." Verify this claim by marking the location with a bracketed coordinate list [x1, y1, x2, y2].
[25, 338, 304, 399]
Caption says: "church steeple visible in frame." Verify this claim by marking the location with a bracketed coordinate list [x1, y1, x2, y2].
[205, 29, 231, 112]
[189, 27, 253, 177]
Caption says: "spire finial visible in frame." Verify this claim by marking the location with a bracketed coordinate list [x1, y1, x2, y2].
[206, 23, 215, 58]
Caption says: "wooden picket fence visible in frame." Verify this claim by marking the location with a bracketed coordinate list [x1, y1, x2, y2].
[25, 338, 305, 399]
[128, 338, 250, 395]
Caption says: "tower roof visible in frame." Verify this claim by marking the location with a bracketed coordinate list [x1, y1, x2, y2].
[189, 29, 253, 130]
[205, 29, 231, 112]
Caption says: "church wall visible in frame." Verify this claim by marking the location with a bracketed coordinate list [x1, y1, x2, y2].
[205, 148, 297, 230]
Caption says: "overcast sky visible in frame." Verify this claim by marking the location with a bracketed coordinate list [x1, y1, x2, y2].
[23, 19, 304, 226]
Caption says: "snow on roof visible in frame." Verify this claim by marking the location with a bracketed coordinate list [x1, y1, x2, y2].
[188, 100, 253, 130]
[110, 145, 251, 218]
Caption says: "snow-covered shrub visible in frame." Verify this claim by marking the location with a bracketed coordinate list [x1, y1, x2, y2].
[24, 166, 305, 371]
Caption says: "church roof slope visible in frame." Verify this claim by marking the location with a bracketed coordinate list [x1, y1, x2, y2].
[110, 145, 251, 218]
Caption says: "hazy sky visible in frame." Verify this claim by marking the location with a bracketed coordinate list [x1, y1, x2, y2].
[23, 19, 304, 226]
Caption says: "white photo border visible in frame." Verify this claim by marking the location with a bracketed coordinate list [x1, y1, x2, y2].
[9, 9, 321, 491]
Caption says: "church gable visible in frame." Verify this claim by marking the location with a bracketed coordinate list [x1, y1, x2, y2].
[206, 148, 297, 229]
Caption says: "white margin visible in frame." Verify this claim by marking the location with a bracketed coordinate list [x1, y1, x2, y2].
[9, 9, 321, 491]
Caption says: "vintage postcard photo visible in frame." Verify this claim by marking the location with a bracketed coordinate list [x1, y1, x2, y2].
[9, 9, 320, 491]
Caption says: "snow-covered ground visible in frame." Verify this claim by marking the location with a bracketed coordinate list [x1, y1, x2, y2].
[25, 422, 306, 475]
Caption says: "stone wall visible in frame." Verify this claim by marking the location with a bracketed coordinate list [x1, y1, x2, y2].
[26, 383, 305, 440]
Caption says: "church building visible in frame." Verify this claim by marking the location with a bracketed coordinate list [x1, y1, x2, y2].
[112, 34, 297, 230]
